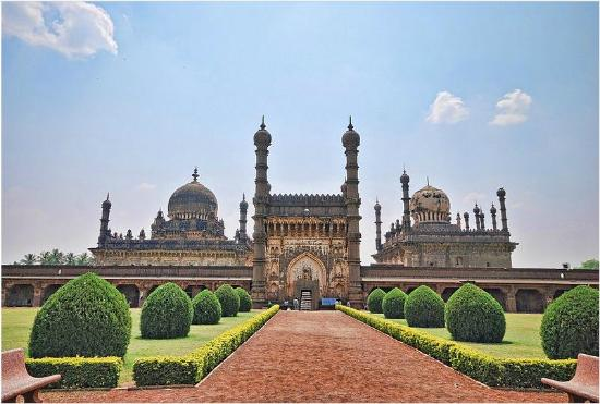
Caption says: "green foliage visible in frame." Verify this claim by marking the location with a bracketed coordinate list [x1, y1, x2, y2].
[26, 357, 122, 389]
[578, 258, 599, 270]
[134, 305, 280, 386]
[367, 288, 385, 314]
[192, 290, 221, 325]
[382, 288, 407, 319]
[236, 288, 253, 312]
[336, 305, 576, 389]
[141, 283, 193, 339]
[215, 284, 240, 317]
[445, 283, 506, 343]
[28, 272, 131, 358]
[540, 285, 599, 359]
[405, 285, 445, 328]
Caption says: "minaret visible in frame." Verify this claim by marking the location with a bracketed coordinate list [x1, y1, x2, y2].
[374, 198, 382, 252]
[97, 193, 111, 246]
[464, 211, 470, 230]
[342, 117, 363, 307]
[400, 169, 411, 230]
[496, 187, 508, 232]
[456, 212, 461, 230]
[480, 211, 485, 230]
[251, 116, 271, 306]
[473, 204, 481, 230]
[490, 204, 497, 231]
[239, 194, 249, 242]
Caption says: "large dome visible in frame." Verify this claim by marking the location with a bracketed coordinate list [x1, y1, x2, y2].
[168, 170, 218, 220]
[409, 184, 451, 223]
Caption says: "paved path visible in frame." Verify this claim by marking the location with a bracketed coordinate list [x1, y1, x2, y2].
[45, 311, 564, 402]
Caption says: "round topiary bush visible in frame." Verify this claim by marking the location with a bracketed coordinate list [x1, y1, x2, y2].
[540, 285, 599, 359]
[445, 283, 506, 343]
[404, 285, 445, 328]
[28, 272, 131, 358]
[368, 288, 386, 314]
[141, 282, 193, 339]
[382, 287, 408, 319]
[236, 287, 252, 312]
[215, 284, 240, 317]
[192, 290, 221, 325]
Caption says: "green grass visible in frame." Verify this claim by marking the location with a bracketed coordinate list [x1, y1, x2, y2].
[374, 313, 546, 358]
[2, 308, 262, 383]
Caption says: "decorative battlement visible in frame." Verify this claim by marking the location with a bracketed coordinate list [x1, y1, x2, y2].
[268, 194, 345, 207]
[93, 239, 251, 252]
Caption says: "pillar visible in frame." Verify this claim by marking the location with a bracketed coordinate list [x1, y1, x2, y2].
[490, 204, 497, 231]
[374, 199, 382, 251]
[252, 117, 271, 307]
[473, 204, 481, 230]
[400, 170, 411, 230]
[98, 194, 111, 246]
[464, 211, 470, 230]
[342, 118, 363, 307]
[497, 187, 509, 232]
[239, 194, 248, 241]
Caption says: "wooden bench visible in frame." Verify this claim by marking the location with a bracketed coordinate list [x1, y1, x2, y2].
[541, 353, 599, 403]
[1, 348, 61, 403]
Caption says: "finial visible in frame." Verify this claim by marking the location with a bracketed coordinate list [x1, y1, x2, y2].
[403, 163, 406, 174]
[192, 167, 199, 182]
[376, 196, 379, 204]
[106, 193, 110, 200]
[242, 193, 246, 201]
[348, 115, 353, 131]
[260, 115, 265, 130]
[427, 176, 430, 186]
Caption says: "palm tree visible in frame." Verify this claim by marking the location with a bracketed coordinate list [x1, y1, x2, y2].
[76, 253, 92, 266]
[38, 251, 52, 265]
[20, 254, 38, 265]
[64, 253, 77, 266]
[48, 248, 64, 265]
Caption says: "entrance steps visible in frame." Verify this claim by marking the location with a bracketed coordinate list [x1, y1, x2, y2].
[300, 290, 312, 310]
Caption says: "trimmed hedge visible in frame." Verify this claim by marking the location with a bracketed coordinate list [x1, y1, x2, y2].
[382, 288, 407, 319]
[367, 288, 385, 314]
[541, 285, 599, 359]
[236, 288, 253, 312]
[192, 290, 221, 325]
[26, 356, 122, 389]
[134, 305, 279, 386]
[29, 272, 131, 358]
[336, 305, 576, 389]
[445, 283, 506, 343]
[405, 285, 445, 328]
[215, 284, 240, 317]
[141, 283, 193, 339]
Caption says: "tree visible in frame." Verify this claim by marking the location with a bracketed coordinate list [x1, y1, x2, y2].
[38, 251, 53, 265]
[20, 254, 38, 265]
[578, 259, 599, 270]
[76, 253, 94, 266]
[64, 253, 77, 266]
[48, 249, 64, 265]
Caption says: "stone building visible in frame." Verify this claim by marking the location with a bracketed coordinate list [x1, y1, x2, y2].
[250, 118, 363, 309]
[372, 172, 517, 269]
[89, 168, 252, 267]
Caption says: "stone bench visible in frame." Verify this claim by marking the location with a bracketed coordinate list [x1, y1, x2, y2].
[542, 353, 599, 403]
[1, 348, 61, 403]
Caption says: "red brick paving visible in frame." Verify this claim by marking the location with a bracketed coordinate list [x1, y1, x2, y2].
[43, 311, 565, 402]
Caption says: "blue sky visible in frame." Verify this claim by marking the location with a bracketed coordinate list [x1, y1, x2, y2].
[2, 2, 598, 267]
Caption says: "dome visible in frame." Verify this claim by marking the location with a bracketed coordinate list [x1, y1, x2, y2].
[167, 170, 218, 220]
[254, 116, 272, 147]
[342, 117, 360, 148]
[409, 184, 451, 223]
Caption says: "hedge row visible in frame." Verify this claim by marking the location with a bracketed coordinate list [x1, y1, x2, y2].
[336, 305, 576, 389]
[25, 356, 122, 389]
[133, 305, 279, 387]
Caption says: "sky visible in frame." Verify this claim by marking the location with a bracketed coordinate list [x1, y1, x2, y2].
[2, 1, 598, 268]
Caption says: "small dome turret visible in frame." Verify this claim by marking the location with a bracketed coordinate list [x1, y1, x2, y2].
[253, 115, 272, 147]
[400, 170, 410, 184]
[342, 116, 360, 148]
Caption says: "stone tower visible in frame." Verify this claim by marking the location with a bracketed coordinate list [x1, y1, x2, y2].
[97, 194, 111, 246]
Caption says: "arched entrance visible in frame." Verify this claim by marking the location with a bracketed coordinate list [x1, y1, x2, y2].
[42, 284, 62, 305]
[7, 284, 34, 307]
[287, 253, 327, 310]
[117, 284, 141, 308]
[516, 289, 544, 313]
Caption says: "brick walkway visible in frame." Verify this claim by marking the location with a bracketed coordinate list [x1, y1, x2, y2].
[44, 311, 564, 402]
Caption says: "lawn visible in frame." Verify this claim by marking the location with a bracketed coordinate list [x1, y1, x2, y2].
[376, 313, 547, 358]
[2, 307, 262, 383]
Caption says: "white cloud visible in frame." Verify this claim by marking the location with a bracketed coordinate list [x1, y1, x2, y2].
[490, 89, 532, 126]
[136, 183, 156, 191]
[2, 2, 117, 59]
[426, 91, 469, 124]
